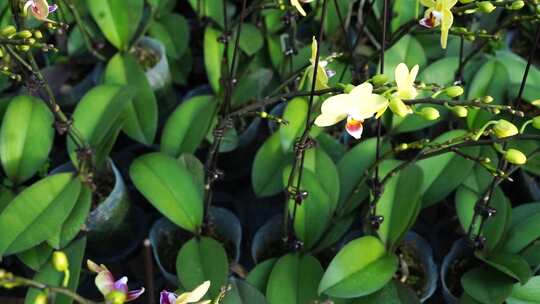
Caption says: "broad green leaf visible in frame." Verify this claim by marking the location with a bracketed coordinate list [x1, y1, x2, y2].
[267, 253, 324, 304]
[0, 174, 81, 256]
[507, 276, 540, 303]
[130, 152, 203, 233]
[390, 0, 417, 31]
[319, 236, 399, 298]
[104, 53, 158, 145]
[176, 236, 229, 298]
[246, 258, 277, 294]
[455, 186, 511, 253]
[382, 35, 427, 81]
[461, 267, 514, 304]
[68, 85, 131, 170]
[353, 280, 420, 304]
[161, 95, 217, 157]
[252, 132, 293, 197]
[0, 95, 54, 184]
[0, 185, 14, 214]
[204, 27, 225, 92]
[231, 68, 273, 107]
[416, 130, 480, 207]
[418, 57, 459, 86]
[187, 0, 226, 28]
[239, 23, 263, 56]
[17, 243, 53, 271]
[303, 148, 340, 213]
[87, 0, 143, 50]
[222, 277, 267, 304]
[149, 13, 189, 59]
[377, 162, 424, 250]
[503, 203, 540, 254]
[496, 50, 540, 87]
[466, 59, 509, 129]
[313, 214, 355, 252]
[279, 97, 308, 152]
[477, 252, 532, 284]
[177, 153, 205, 196]
[25, 237, 87, 304]
[47, 185, 92, 249]
[324, 0, 351, 34]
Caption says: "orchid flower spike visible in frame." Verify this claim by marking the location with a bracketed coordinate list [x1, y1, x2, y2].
[23, 0, 57, 22]
[314, 83, 388, 139]
[309, 37, 330, 90]
[291, 0, 314, 16]
[419, 0, 457, 49]
[160, 281, 211, 304]
[87, 260, 145, 303]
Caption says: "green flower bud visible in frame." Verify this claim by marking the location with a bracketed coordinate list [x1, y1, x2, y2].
[482, 96, 494, 103]
[446, 86, 464, 97]
[372, 74, 388, 86]
[505, 149, 527, 165]
[34, 30, 43, 39]
[53, 251, 69, 272]
[419, 107, 440, 121]
[493, 119, 518, 138]
[35, 293, 48, 304]
[343, 84, 355, 94]
[452, 106, 468, 117]
[509, 0, 525, 9]
[389, 97, 412, 117]
[0, 26, 16, 37]
[106, 291, 127, 304]
[459, 0, 475, 3]
[17, 45, 30, 52]
[532, 116, 540, 129]
[17, 30, 33, 39]
[478, 1, 496, 13]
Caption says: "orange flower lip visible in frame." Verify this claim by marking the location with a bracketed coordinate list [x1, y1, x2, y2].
[346, 118, 363, 132]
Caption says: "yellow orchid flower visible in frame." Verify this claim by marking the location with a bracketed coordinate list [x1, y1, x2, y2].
[23, 0, 57, 22]
[314, 83, 388, 139]
[419, 0, 457, 49]
[291, 0, 314, 16]
[160, 281, 211, 304]
[308, 37, 329, 90]
[388, 63, 419, 117]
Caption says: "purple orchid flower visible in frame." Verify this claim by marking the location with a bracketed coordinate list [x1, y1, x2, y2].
[23, 0, 57, 22]
[87, 260, 145, 303]
[160, 281, 211, 304]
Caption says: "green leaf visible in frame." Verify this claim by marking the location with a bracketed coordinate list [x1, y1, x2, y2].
[416, 130, 480, 207]
[252, 132, 293, 197]
[418, 57, 459, 86]
[176, 236, 229, 298]
[25, 237, 87, 304]
[47, 185, 92, 249]
[231, 68, 273, 107]
[187, 0, 226, 28]
[104, 53, 158, 145]
[477, 252, 532, 284]
[324, 0, 351, 34]
[177, 153, 205, 196]
[377, 162, 424, 249]
[246, 258, 277, 294]
[222, 277, 267, 304]
[267, 253, 324, 304]
[507, 276, 540, 304]
[239, 23, 263, 56]
[466, 59, 509, 129]
[149, 13, 189, 59]
[352, 280, 420, 304]
[0, 185, 14, 214]
[461, 267, 514, 304]
[204, 26, 225, 92]
[161, 95, 217, 157]
[130, 152, 203, 233]
[87, 0, 143, 50]
[496, 50, 540, 87]
[302, 147, 340, 212]
[0, 95, 54, 184]
[16, 243, 53, 271]
[0, 174, 81, 256]
[313, 214, 355, 252]
[319, 236, 399, 298]
[279, 97, 308, 152]
[390, 0, 417, 31]
[503, 203, 540, 254]
[68, 85, 131, 170]
[382, 35, 427, 81]
[455, 186, 511, 253]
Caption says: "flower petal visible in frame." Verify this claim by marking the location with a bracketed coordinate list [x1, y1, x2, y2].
[186, 281, 211, 302]
[291, 0, 307, 16]
[320, 94, 351, 117]
[420, 0, 436, 7]
[87, 260, 107, 273]
[345, 117, 363, 139]
[113, 277, 129, 294]
[395, 63, 409, 91]
[160, 291, 177, 304]
[408, 65, 419, 87]
[443, 0, 458, 8]
[349, 82, 373, 98]
[440, 9, 453, 49]
[348, 94, 389, 120]
[314, 113, 347, 127]
[126, 288, 145, 302]
[95, 270, 115, 296]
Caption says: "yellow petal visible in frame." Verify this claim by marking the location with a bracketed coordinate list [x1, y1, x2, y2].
[291, 0, 307, 16]
[440, 10, 453, 49]
[349, 82, 373, 97]
[311, 37, 317, 63]
[320, 94, 351, 117]
[408, 65, 419, 86]
[315, 113, 347, 127]
[420, 0, 436, 7]
[443, 0, 458, 8]
[395, 63, 410, 91]
[186, 281, 210, 302]
[348, 94, 389, 120]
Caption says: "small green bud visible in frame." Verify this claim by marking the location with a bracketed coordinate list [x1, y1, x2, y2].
[478, 1, 496, 13]
[505, 149, 527, 165]
[389, 97, 412, 117]
[33, 30, 43, 39]
[0, 26, 16, 37]
[53, 251, 69, 272]
[17, 30, 33, 39]
[419, 107, 440, 121]
[26, 38, 36, 45]
[532, 116, 540, 129]
[482, 96, 494, 103]
[533, 99, 540, 108]
[35, 293, 48, 304]
[459, 0, 475, 3]
[397, 143, 409, 151]
[446, 86, 464, 97]
[464, 8, 478, 14]
[371, 74, 388, 86]
[509, 0, 525, 9]
[343, 84, 355, 94]
[106, 291, 127, 304]
[452, 106, 468, 117]
[493, 119, 518, 138]
[465, 34, 476, 41]
[17, 45, 30, 52]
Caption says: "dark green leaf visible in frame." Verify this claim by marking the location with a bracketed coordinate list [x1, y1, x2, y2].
[246, 258, 277, 294]
[477, 252, 532, 284]
[16, 243, 53, 271]
[239, 23, 263, 56]
[507, 276, 540, 303]
[222, 277, 267, 304]
[461, 267, 514, 304]
[149, 13, 189, 59]
[252, 132, 293, 197]
[204, 27, 225, 92]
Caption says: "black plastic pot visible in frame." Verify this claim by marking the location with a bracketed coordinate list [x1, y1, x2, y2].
[401, 231, 438, 303]
[441, 238, 473, 303]
[251, 214, 283, 264]
[149, 207, 242, 286]
[138, 37, 171, 92]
